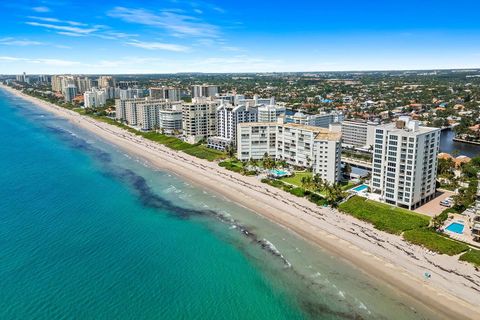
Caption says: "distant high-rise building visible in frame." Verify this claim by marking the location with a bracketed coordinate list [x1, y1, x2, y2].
[63, 84, 78, 103]
[76, 77, 91, 93]
[115, 98, 180, 132]
[285, 111, 344, 128]
[51, 75, 63, 92]
[116, 80, 139, 89]
[192, 84, 218, 98]
[119, 88, 145, 100]
[182, 98, 219, 143]
[341, 119, 379, 148]
[370, 116, 440, 209]
[84, 88, 107, 108]
[257, 104, 286, 122]
[149, 87, 181, 101]
[98, 76, 115, 89]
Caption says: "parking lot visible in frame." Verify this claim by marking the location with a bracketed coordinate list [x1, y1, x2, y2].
[414, 190, 455, 217]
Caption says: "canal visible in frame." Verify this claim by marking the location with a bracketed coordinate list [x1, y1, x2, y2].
[440, 128, 480, 158]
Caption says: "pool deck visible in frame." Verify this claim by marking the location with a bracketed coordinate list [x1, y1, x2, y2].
[442, 214, 480, 247]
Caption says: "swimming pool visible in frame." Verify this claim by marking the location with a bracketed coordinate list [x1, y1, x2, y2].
[445, 222, 464, 234]
[270, 169, 289, 177]
[351, 184, 368, 193]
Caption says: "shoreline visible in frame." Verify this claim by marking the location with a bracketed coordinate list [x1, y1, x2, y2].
[3, 85, 480, 319]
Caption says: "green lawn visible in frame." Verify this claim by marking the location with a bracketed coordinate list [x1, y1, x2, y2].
[219, 159, 244, 173]
[459, 249, 480, 267]
[338, 196, 430, 235]
[183, 145, 226, 161]
[403, 229, 469, 255]
[281, 171, 312, 187]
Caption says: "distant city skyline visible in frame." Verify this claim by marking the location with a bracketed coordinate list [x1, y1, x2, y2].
[1, 0, 480, 74]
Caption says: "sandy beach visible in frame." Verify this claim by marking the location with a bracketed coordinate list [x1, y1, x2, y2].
[3, 85, 480, 319]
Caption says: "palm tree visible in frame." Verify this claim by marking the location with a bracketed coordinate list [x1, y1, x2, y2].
[324, 182, 347, 207]
[263, 153, 275, 169]
[226, 144, 235, 158]
[301, 176, 313, 190]
[313, 174, 324, 192]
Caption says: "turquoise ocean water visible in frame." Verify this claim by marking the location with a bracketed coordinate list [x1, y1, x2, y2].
[0, 89, 440, 319]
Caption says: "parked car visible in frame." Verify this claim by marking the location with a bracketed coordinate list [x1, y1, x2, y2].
[440, 200, 451, 207]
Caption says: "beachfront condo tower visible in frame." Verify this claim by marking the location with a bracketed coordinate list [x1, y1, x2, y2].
[370, 116, 440, 209]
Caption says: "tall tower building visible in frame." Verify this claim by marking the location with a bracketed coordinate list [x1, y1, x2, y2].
[370, 116, 440, 209]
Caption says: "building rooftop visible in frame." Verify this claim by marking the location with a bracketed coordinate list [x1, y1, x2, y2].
[238, 122, 341, 141]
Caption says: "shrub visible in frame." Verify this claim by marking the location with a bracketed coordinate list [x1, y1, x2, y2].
[289, 187, 306, 197]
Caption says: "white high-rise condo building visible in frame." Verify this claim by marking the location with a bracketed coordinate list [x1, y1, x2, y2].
[237, 119, 342, 183]
[76, 77, 91, 93]
[182, 98, 219, 143]
[159, 104, 183, 134]
[341, 119, 379, 148]
[84, 88, 107, 108]
[63, 84, 77, 103]
[116, 98, 168, 131]
[257, 104, 286, 122]
[150, 87, 181, 101]
[208, 102, 259, 150]
[119, 88, 145, 100]
[192, 84, 219, 98]
[98, 76, 115, 89]
[286, 111, 344, 128]
[370, 116, 440, 209]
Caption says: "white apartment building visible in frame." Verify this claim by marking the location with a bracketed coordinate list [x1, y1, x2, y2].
[119, 88, 145, 100]
[115, 99, 127, 122]
[63, 84, 77, 103]
[98, 76, 115, 89]
[76, 77, 91, 93]
[341, 119, 378, 148]
[116, 98, 166, 130]
[192, 84, 219, 98]
[210, 103, 258, 148]
[150, 87, 181, 101]
[237, 123, 278, 160]
[215, 94, 274, 108]
[257, 104, 286, 122]
[237, 119, 342, 183]
[286, 111, 344, 128]
[83, 88, 106, 108]
[370, 116, 440, 209]
[159, 104, 183, 134]
[182, 98, 219, 143]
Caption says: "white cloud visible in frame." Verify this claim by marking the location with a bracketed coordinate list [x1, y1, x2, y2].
[221, 46, 244, 52]
[56, 32, 85, 37]
[32, 6, 50, 13]
[108, 7, 220, 38]
[125, 40, 190, 52]
[0, 56, 80, 66]
[0, 38, 44, 46]
[28, 16, 88, 27]
[26, 21, 99, 36]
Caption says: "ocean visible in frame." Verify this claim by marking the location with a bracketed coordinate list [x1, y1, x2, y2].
[0, 89, 439, 319]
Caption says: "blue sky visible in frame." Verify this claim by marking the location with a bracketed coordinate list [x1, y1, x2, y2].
[1, 0, 479, 74]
